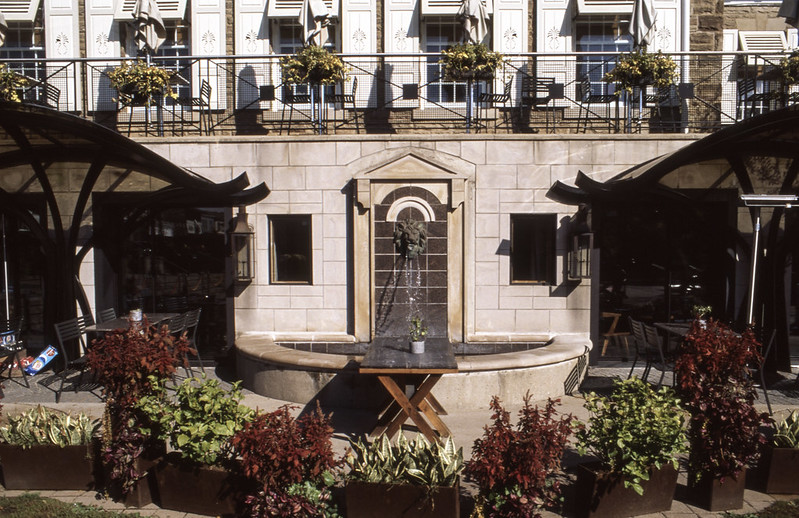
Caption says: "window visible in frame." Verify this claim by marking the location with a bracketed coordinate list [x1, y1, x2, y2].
[510, 214, 557, 284]
[575, 17, 632, 96]
[0, 21, 45, 85]
[425, 19, 468, 104]
[269, 215, 312, 284]
[274, 20, 337, 98]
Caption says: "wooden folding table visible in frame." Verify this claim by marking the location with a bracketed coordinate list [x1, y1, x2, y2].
[359, 338, 458, 443]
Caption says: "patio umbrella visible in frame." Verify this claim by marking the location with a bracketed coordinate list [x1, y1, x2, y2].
[779, 0, 799, 28]
[132, 0, 166, 55]
[0, 12, 8, 47]
[628, 0, 657, 49]
[457, 0, 489, 44]
[299, 0, 331, 47]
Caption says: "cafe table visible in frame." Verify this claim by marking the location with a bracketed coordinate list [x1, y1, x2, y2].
[359, 337, 458, 443]
[84, 312, 179, 333]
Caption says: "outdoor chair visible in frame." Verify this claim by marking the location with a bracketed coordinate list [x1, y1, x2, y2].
[25, 82, 61, 109]
[97, 307, 117, 323]
[177, 79, 214, 135]
[280, 86, 312, 135]
[752, 328, 777, 415]
[642, 322, 671, 387]
[330, 76, 360, 134]
[519, 76, 559, 132]
[477, 77, 512, 133]
[162, 295, 189, 313]
[626, 317, 648, 380]
[576, 76, 616, 133]
[76, 313, 95, 335]
[0, 317, 29, 388]
[181, 308, 203, 377]
[738, 76, 777, 120]
[53, 318, 95, 403]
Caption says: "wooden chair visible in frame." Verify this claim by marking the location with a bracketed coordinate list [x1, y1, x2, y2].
[0, 317, 29, 388]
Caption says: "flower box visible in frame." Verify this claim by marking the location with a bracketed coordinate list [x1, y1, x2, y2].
[758, 445, 799, 494]
[0, 442, 99, 490]
[345, 478, 460, 518]
[573, 462, 678, 518]
[152, 453, 240, 517]
[687, 468, 746, 512]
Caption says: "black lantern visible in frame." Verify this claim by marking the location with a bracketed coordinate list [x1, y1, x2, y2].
[230, 206, 254, 282]
[567, 209, 593, 281]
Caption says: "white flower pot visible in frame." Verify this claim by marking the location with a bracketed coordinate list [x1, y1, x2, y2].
[410, 340, 425, 354]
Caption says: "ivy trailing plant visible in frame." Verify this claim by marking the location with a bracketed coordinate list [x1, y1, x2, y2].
[231, 403, 342, 518]
[603, 50, 677, 95]
[281, 45, 349, 85]
[0, 405, 99, 448]
[0, 63, 30, 102]
[107, 59, 178, 101]
[779, 50, 799, 86]
[674, 319, 771, 482]
[574, 377, 688, 496]
[465, 394, 572, 518]
[87, 319, 193, 497]
[440, 43, 504, 81]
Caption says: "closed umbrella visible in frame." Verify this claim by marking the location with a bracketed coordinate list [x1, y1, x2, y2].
[779, 0, 799, 28]
[0, 12, 7, 47]
[628, 0, 657, 49]
[132, 0, 166, 54]
[299, 0, 331, 47]
[457, 0, 489, 44]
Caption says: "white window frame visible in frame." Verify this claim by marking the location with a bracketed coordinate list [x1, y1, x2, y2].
[0, 0, 41, 22]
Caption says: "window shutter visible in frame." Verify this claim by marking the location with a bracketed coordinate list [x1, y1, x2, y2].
[0, 0, 41, 22]
[739, 31, 788, 65]
[573, 0, 633, 17]
[420, 0, 493, 15]
[114, 0, 189, 21]
[266, 0, 339, 18]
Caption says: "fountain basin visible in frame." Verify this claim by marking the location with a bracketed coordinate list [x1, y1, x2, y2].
[235, 334, 591, 411]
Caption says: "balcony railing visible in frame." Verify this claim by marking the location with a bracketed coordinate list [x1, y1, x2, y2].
[3, 51, 794, 136]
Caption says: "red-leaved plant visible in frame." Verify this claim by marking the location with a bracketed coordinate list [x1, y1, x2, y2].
[231, 403, 342, 518]
[87, 319, 193, 498]
[674, 319, 771, 482]
[466, 394, 572, 518]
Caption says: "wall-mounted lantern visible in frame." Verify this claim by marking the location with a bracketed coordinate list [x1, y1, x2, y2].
[230, 206, 254, 283]
[567, 208, 593, 281]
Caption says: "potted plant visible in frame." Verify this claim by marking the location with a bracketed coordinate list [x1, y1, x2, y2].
[107, 59, 178, 103]
[603, 50, 677, 95]
[231, 403, 342, 517]
[281, 45, 349, 86]
[87, 319, 193, 507]
[137, 376, 254, 516]
[0, 405, 101, 490]
[779, 50, 799, 87]
[573, 377, 687, 518]
[440, 43, 504, 81]
[465, 394, 572, 518]
[755, 409, 799, 494]
[0, 63, 30, 102]
[345, 432, 463, 518]
[674, 319, 770, 511]
[409, 316, 427, 354]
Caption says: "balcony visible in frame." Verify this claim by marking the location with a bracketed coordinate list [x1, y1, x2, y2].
[3, 51, 794, 136]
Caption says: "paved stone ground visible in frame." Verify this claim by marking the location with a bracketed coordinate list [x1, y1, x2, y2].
[0, 362, 798, 517]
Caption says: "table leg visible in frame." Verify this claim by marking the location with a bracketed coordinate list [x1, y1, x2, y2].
[375, 374, 443, 443]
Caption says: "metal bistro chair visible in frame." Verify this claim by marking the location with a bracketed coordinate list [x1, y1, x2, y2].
[0, 317, 29, 388]
[477, 77, 512, 133]
[178, 79, 214, 135]
[98, 307, 117, 323]
[280, 85, 312, 135]
[53, 318, 95, 403]
[519, 76, 558, 133]
[642, 322, 672, 387]
[330, 76, 360, 134]
[576, 76, 617, 133]
[182, 308, 203, 377]
[165, 313, 192, 378]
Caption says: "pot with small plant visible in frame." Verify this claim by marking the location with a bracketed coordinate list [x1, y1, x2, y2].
[573, 377, 687, 518]
[345, 432, 464, 518]
[465, 394, 572, 518]
[409, 316, 427, 354]
[106, 59, 178, 104]
[674, 319, 771, 511]
[87, 318, 193, 507]
[755, 409, 799, 494]
[0, 405, 101, 490]
[137, 376, 254, 516]
[231, 403, 342, 517]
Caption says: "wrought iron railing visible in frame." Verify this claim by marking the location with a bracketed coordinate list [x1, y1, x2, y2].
[2, 51, 795, 136]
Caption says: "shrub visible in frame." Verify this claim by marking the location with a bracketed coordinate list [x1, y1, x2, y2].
[603, 50, 677, 95]
[281, 45, 349, 85]
[465, 394, 572, 518]
[440, 43, 504, 81]
[0, 405, 99, 447]
[0, 64, 30, 102]
[107, 60, 177, 100]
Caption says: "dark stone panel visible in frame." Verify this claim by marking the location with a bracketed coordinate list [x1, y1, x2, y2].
[374, 254, 400, 272]
[427, 271, 448, 287]
[374, 221, 395, 238]
[426, 254, 448, 271]
[374, 205, 388, 221]
[427, 222, 448, 238]
[428, 287, 448, 304]
[426, 238, 448, 254]
[433, 205, 448, 221]
[424, 305, 448, 338]
[374, 237, 395, 254]
[397, 207, 424, 222]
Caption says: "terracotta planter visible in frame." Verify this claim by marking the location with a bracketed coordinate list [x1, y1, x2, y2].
[687, 468, 746, 511]
[573, 462, 678, 518]
[345, 478, 460, 518]
[758, 446, 799, 494]
[0, 442, 99, 490]
[153, 453, 239, 517]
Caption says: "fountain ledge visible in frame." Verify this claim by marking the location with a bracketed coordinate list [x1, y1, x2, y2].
[236, 334, 591, 411]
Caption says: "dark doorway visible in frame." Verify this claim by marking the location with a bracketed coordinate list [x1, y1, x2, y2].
[94, 203, 230, 362]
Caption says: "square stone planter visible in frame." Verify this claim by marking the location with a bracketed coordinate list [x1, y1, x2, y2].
[574, 462, 678, 518]
[152, 453, 239, 517]
[345, 478, 460, 518]
[687, 468, 746, 511]
[758, 446, 799, 494]
[0, 442, 99, 490]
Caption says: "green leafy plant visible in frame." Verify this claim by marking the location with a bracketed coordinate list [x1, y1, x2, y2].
[780, 50, 799, 86]
[691, 304, 713, 319]
[440, 43, 504, 81]
[772, 410, 799, 448]
[231, 404, 341, 518]
[603, 50, 677, 95]
[346, 433, 463, 488]
[137, 376, 253, 468]
[575, 377, 688, 496]
[0, 63, 30, 102]
[107, 60, 177, 101]
[465, 395, 572, 518]
[281, 45, 349, 85]
[674, 319, 771, 481]
[409, 316, 428, 342]
[0, 405, 99, 447]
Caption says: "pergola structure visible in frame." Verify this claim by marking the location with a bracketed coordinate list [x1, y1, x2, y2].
[549, 106, 799, 370]
[0, 102, 268, 355]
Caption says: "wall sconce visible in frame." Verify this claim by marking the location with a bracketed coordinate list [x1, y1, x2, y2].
[568, 232, 593, 280]
[230, 206, 254, 283]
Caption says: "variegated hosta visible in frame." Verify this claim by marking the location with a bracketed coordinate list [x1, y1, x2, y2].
[0, 405, 99, 448]
[774, 410, 799, 448]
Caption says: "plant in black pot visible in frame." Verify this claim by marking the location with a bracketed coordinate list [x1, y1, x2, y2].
[87, 319, 193, 507]
[137, 376, 254, 516]
[465, 394, 572, 518]
[674, 318, 771, 511]
[756, 409, 799, 494]
[573, 377, 687, 518]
